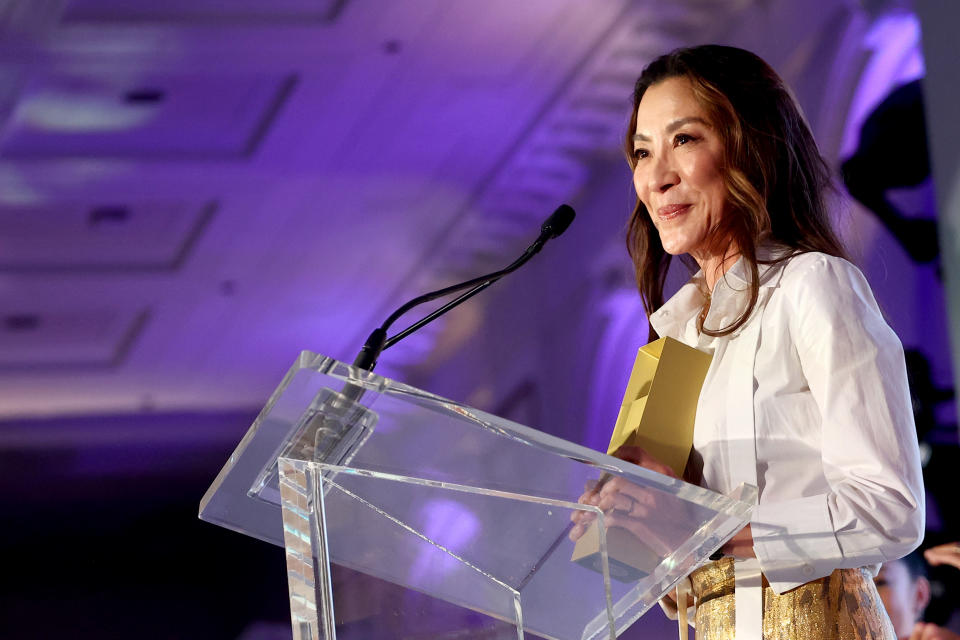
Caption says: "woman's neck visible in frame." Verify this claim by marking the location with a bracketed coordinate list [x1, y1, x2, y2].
[695, 245, 741, 292]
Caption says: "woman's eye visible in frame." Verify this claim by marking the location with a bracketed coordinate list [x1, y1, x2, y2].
[674, 133, 696, 146]
[633, 148, 649, 160]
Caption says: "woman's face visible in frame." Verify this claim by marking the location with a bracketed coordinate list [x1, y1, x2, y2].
[874, 561, 929, 637]
[632, 76, 729, 264]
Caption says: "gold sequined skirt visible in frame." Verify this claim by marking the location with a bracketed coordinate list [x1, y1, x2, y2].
[689, 558, 896, 640]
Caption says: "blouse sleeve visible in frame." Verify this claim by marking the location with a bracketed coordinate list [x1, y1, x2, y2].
[750, 254, 925, 591]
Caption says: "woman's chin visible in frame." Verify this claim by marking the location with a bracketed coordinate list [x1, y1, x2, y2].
[658, 238, 689, 257]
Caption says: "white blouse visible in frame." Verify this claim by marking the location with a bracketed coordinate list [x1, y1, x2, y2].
[649, 249, 924, 594]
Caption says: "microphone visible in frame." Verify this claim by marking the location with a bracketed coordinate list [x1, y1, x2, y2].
[352, 204, 576, 371]
[538, 203, 576, 240]
[249, 205, 575, 503]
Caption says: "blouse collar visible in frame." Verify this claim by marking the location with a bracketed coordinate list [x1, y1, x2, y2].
[649, 244, 790, 340]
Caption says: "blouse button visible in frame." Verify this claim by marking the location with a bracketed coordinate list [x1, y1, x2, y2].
[801, 564, 814, 576]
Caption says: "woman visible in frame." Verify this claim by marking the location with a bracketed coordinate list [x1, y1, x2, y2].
[571, 45, 925, 639]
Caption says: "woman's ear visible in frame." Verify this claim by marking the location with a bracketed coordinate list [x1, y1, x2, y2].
[912, 575, 931, 620]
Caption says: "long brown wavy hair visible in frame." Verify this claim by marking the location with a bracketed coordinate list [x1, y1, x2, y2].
[625, 45, 847, 336]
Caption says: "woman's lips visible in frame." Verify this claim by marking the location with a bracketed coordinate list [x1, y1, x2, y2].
[657, 204, 691, 219]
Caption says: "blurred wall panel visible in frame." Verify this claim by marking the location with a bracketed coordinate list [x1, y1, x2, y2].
[916, 0, 960, 437]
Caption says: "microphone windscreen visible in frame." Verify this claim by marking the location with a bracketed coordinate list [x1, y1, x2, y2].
[541, 204, 576, 238]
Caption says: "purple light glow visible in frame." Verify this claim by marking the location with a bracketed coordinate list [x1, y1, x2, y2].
[409, 498, 481, 582]
[584, 289, 647, 453]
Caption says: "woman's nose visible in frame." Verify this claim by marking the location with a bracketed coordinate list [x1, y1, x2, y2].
[649, 156, 679, 193]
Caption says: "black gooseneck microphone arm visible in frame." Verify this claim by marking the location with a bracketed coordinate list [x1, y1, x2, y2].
[352, 204, 575, 371]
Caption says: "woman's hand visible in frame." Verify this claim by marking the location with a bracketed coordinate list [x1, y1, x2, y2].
[621, 443, 755, 559]
[569, 479, 603, 542]
[923, 542, 960, 571]
[612, 445, 679, 478]
[569, 445, 680, 549]
[720, 524, 756, 558]
[658, 581, 695, 617]
[909, 622, 960, 640]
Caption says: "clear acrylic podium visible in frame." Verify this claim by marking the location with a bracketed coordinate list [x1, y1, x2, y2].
[200, 352, 755, 639]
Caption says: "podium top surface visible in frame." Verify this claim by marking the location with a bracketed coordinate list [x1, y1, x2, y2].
[200, 351, 749, 548]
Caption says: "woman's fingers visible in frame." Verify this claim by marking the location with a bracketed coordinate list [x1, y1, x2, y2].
[569, 506, 599, 541]
[613, 445, 678, 478]
[595, 488, 633, 512]
[595, 494, 653, 519]
[570, 479, 604, 524]
[569, 460, 677, 543]
[598, 477, 656, 511]
[569, 521, 586, 542]
[571, 507, 597, 526]
[719, 524, 756, 559]
[924, 542, 960, 570]
[910, 622, 960, 640]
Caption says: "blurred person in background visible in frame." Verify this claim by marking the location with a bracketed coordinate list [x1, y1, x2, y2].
[877, 545, 960, 640]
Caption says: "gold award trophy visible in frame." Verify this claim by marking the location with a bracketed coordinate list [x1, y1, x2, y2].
[571, 337, 712, 581]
